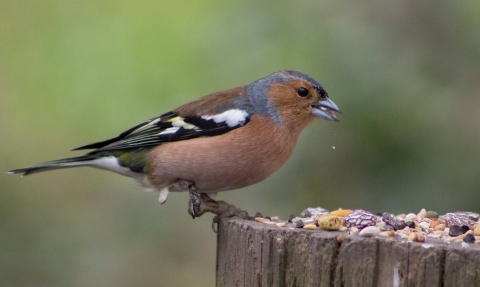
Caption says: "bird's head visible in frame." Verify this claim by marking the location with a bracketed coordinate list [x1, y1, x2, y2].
[247, 70, 342, 131]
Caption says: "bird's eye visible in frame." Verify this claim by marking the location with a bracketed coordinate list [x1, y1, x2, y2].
[297, 87, 309, 97]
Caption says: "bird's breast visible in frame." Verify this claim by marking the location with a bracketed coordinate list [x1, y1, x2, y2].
[146, 115, 300, 193]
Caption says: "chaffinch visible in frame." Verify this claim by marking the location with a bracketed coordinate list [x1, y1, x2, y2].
[9, 70, 342, 218]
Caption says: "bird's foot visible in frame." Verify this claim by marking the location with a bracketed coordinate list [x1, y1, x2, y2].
[188, 186, 202, 218]
[179, 180, 252, 221]
[177, 180, 201, 218]
[189, 192, 253, 221]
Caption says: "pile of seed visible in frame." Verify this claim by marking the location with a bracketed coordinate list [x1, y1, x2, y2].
[254, 208, 480, 245]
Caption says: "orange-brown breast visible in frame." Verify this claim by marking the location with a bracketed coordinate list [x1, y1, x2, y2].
[146, 114, 302, 193]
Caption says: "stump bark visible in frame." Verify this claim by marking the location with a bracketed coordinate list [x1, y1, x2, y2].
[216, 218, 480, 287]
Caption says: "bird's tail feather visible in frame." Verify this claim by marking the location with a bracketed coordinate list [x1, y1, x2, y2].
[7, 155, 100, 176]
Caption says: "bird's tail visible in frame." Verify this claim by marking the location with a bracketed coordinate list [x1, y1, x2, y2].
[7, 155, 100, 176]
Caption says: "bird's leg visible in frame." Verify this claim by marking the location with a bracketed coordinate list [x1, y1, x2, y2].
[188, 185, 202, 219]
[196, 193, 253, 218]
[177, 179, 253, 220]
[177, 180, 201, 218]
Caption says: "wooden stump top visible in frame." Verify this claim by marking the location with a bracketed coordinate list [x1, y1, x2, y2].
[216, 218, 480, 287]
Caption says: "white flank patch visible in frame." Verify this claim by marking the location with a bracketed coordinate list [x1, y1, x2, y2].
[90, 157, 156, 191]
[91, 157, 126, 174]
[90, 156, 139, 177]
[202, 109, 248, 127]
[158, 127, 180, 135]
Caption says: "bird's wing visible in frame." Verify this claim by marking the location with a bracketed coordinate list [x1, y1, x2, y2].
[72, 94, 252, 152]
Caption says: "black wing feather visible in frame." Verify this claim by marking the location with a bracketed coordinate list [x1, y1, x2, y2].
[71, 111, 251, 152]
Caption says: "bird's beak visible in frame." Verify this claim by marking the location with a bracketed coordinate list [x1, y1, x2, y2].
[311, 97, 342, 122]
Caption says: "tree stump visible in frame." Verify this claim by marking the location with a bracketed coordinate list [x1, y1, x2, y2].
[216, 218, 480, 287]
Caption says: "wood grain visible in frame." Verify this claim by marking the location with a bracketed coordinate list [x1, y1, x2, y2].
[216, 218, 480, 287]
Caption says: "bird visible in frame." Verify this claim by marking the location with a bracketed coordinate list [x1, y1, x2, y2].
[8, 70, 342, 218]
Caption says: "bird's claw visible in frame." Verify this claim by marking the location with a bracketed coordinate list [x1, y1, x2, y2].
[182, 180, 253, 228]
[187, 183, 201, 219]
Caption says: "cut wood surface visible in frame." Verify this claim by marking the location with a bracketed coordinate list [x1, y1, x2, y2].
[216, 218, 480, 287]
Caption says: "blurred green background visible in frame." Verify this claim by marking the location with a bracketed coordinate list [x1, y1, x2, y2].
[2, 1, 480, 286]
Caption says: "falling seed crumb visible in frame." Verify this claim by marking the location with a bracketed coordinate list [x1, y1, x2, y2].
[332, 146, 336, 150]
